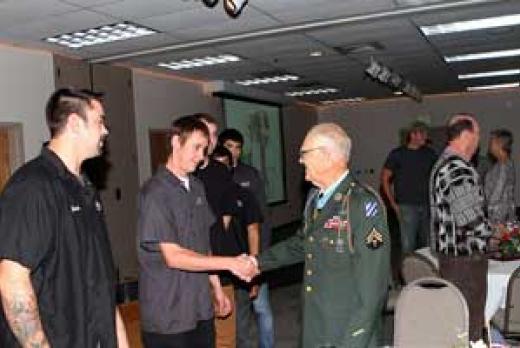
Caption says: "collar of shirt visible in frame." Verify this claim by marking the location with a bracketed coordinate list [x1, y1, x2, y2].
[316, 170, 349, 209]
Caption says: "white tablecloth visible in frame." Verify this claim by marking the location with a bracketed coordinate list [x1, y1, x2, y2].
[415, 247, 520, 321]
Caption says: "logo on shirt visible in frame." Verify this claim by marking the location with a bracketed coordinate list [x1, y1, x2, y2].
[196, 197, 203, 205]
[71, 205, 81, 213]
[240, 181, 251, 188]
[236, 199, 243, 208]
[95, 201, 102, 212]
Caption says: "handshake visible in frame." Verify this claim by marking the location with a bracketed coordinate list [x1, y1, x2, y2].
[227, 254, 260, 282]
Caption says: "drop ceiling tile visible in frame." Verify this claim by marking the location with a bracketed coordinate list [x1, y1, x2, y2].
[0, 0, 80, 30]
[61, 0, 123, 7]
[93, 0, 202, 20]
[252, 0, 394, 24]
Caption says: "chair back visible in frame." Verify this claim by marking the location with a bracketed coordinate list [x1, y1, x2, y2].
[401, 252, 439, 285]
[503, 265, 520, 335]
[394, 277, 469, 348]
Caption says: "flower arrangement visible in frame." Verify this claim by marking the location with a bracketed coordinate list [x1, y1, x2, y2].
[496, 223, 520, 260]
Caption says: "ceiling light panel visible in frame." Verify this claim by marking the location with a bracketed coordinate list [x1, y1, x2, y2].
[321, 98, 365, 104]
[158, 54, 241, 71]
[467, 82, 519, 91]
[458, 69, 520, 80]
[236, 74, 299, 86]
[420, 13, 520, 36]
[44, 22, 157, 49]
[285, 88, 338, 97]
[445, 48, 520, 63]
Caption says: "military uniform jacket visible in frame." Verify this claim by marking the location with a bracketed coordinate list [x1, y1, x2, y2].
[258, 174, 390, 348]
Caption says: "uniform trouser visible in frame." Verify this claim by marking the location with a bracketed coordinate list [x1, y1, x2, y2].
[398, 204, 429, 254]
[236, 283, 275, 348]
[142, 319, 215, 348]
[439, 253, 488, 342]
[215, 285, 236, 348]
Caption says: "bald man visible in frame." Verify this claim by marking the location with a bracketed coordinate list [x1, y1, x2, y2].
[429, 114, 493, 342]
[251, 123, 391, 348]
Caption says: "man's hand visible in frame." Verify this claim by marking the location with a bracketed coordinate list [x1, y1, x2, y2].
[213, 287, 232, 318]
[227, 254, 259, 282]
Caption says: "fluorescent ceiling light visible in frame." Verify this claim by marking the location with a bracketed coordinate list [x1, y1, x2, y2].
[158, 54, 240, 71]
[285, 88, 338, 97]
[321, 98, 365, 104]
[467, 82, 519, 91]
[445, 48, 520, 62]
[44, 22, 157, 49]
[458, 68, 520, 80]
[421, 13, 520, 36]
[236, 74, 299, 86]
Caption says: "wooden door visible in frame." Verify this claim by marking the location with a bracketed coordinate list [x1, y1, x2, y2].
[0, 128, 11, 192]
[149, 130, 171, 175]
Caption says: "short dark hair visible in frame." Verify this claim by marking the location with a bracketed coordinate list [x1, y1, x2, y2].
[211, 145, 233, 164]
[171, 115, 209, 145]
[446, 114, 475, 142]
[218, 128, 244, 146]
[45, 88, 103, 137]
[491, 129, 513, 155]
[193, 113, 218, 126]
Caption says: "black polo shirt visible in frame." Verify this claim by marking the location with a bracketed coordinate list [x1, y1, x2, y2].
[232, 162, 271, 250]
[0, 147, 117, 347]
[138, 167, 215, 335]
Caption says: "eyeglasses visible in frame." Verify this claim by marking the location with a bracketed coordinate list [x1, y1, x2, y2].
[299, 146, 324, 159]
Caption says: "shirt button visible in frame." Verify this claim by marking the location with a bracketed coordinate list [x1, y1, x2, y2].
[306, 269, 313, 276]
[308, 236, 314, 242]
[307, 253, 313, 260]
[306, 285, 313, 292]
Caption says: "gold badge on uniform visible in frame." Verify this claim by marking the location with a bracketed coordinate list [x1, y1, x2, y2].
[365, 227, 383, 249]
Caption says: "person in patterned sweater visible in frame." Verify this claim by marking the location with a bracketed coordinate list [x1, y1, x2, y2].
[429, 113, 493, 342]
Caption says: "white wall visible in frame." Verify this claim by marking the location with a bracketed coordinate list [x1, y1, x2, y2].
[132, 70, 221, 184]
[0, 45, 55, 161]
[318, 89, 520, 201]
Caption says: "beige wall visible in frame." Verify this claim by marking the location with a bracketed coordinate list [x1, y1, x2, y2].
[0, 45, 55, 162]
[318, 89, 520, 202]
[132, 70, 221, 185]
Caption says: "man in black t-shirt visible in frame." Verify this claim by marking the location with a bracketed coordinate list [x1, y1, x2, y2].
[381, 122, 437, 254]
[0, 88, 129, 347]
[219, 129, 274, 348]
[193, 113, 241, 348]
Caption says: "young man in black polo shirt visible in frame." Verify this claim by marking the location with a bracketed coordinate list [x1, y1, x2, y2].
[219, 128, 274, 348]
[193, 113, 240, 348]
[0, 88, 129, 347]
[138, 116, 256, 348]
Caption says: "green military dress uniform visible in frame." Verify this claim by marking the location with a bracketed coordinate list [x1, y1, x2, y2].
[258, 174, 390, 348]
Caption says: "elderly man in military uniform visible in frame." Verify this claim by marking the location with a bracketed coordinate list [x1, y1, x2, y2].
[250, 123, 391, 348]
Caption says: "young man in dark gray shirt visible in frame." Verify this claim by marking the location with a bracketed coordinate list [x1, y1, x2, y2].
[138, 116, 256, 348]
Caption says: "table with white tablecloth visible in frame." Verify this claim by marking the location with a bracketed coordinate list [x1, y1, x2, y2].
[415, 247, 520, 321]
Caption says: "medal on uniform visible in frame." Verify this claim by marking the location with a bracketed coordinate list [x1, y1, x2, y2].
[324, 215, 349, 253]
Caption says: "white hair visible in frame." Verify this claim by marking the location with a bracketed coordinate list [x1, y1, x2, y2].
[307, 123, 351, 162]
